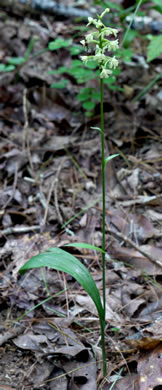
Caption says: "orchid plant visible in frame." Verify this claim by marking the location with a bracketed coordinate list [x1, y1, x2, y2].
[20, 9, 119, 377]
[80, 9, 119, 77]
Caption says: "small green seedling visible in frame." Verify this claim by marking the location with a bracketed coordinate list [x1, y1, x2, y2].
[0, 36, 48, 76]
[20, 9, 119, 377]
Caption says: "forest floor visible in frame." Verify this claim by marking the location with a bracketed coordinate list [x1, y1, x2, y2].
[0, 1, 162, 389]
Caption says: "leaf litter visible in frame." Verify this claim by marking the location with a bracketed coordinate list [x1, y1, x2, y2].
[0, 2, 162, 389]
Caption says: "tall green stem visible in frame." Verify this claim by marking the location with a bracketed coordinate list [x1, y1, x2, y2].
[100, 78, 106, 315]
[100, 77, 107, 376]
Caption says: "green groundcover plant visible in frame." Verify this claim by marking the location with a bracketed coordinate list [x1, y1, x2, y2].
[20, 8, 119, 377]
[48, 37, 121, 117]
[0, 36, 40, 73]
[47, 0, 162, 115]
[1, 1, 161, 116]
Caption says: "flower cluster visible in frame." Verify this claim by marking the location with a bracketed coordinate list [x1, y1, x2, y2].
[80, 8, 119, 79]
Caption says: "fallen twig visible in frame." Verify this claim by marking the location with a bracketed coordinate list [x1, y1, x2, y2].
[107, 227, 162, 269]
[0, 225, 40, 236]
[0, 0, 92, 19]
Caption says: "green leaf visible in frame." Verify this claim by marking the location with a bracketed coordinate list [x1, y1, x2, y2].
[48, 38, 71, 51]
[8, 57, 25, 65]
[48, 66, 68, 75]
[0, 64, 15, 72]
[104, 75, 116, 85]
[110, 327, 120, 333]
[68, 61, 96, 84]
[50, 79, 68, 89]
[147, 35, 162, 62]
[151, 0, 162, 13]
[132, 73, 162, 102]
[69, 45, 84, 55]
[85, 111, 93, 117]
[85, 60, 97, 69]
[71, 60, 82, 67]
[20, 248, 104, 325]
[91, 91, 100, 100]
[69, 67, 94, 83]
[65, 243, 105, 253]
[122, 30, 137, 48]
[104, 154, 119, 168]
[113, 68, 121, 76]
[103, 72, 122, 91]
[82, 101, 95, 110]
[72, 26, 88, 32]
[104, 1, 122, 11]
[77, 87, 92, 101]
[117, 48, 133, 62]
[152, 0, 162, 6]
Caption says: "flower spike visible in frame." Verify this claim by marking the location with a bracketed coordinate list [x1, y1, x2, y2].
[81, 9, 119, 79]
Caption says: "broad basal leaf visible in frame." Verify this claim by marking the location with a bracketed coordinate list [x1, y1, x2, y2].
[20, 248, 104, 325]
[65, 242, 104, 253]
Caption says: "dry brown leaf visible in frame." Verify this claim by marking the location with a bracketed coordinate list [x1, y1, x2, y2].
[110, 211, 155, 243]
[109, 243, 162, 274]
[101, 373, 139, 390]
[125, 318, 162, 351]
[121, 282, 145, 318]
[76, 294, 121, 322]
[137, 344, 162, 389]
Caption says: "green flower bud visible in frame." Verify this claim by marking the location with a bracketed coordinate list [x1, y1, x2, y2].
[100, 8, 110, 20]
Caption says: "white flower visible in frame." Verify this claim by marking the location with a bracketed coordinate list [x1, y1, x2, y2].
[110, 28, 118, 37]
[109, 57, 118, 69]
[80, 40, 86, 46]
[92, 31, 99, 39]
[95, 53, 106, 64]
[100, 68, 112, 78]
[104, 28, 118, 37]
[107, 39, 119, 51]
[87, 17, 103, 28]
[86, 33, 94, 43]
[80, 56, 89, 64]
[100, 30, 111, 40]
[100, 8, 110, 20]
[87, 17, 96, 26]
[81, 10, 119, 79]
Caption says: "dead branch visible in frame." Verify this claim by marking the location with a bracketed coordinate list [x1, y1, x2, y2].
[107, 228, 162, 270]
[0, 0, 92, 19]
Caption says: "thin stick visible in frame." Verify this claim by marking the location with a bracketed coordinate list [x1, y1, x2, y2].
[107, 228, 162, 269]
[0, 225, 40, 236]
